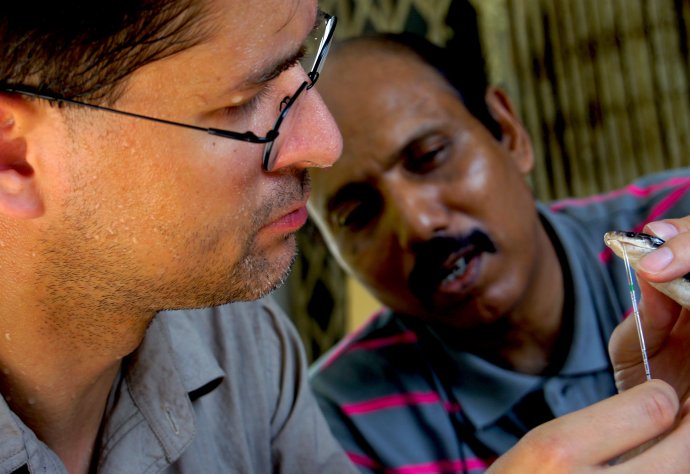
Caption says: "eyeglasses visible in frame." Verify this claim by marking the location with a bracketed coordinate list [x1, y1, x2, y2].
[0, 12, 337, 172]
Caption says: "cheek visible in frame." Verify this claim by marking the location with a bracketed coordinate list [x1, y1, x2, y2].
[344, 232, 409, 296]
[79, 128, 257, 237]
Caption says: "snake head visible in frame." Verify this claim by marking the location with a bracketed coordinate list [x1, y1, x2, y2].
[604, 230, 690, 308]
[604, 231, 664, 262]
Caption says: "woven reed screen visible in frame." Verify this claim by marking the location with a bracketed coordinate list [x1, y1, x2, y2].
[286, 0, 690, 360]
[475, 0, 690, 200]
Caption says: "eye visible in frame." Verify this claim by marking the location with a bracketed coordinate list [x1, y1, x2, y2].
[329, 185, 383, 232]
[333, 202, 378, 231]
[221, 84, 275, 122]
[402, 134, 451, 174]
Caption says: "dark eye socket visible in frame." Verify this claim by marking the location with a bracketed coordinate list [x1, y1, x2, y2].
[334, 193, 382, 231]
[403, 134, 451, 174]
[335, 201, 378, 231]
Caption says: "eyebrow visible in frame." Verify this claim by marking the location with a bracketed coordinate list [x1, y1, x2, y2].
[243, 9, 324, 86]
[247, 48, 306, 86]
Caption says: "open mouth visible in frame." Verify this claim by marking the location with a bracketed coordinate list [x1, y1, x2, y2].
[408, 230, 496, 308]
[436, 245, 489, 297]
[443, 257, 468, 284]
[440, 248, 482, 286]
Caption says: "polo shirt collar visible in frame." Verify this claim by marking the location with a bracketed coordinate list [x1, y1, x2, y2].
[121, 311, 225, 462]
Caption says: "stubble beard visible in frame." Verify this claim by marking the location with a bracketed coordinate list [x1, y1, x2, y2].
[37, 214, 298, 323]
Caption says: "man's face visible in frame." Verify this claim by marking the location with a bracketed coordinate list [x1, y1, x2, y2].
[31, 0, 342, 313]
[309, 45, 543, 329]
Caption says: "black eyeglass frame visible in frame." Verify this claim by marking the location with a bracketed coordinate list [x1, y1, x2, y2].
[0, 13, 337, 171]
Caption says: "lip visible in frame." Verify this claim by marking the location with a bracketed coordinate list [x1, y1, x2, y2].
[263, 202, 309, 234]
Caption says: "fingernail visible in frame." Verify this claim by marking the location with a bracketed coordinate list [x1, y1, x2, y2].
[639, 247, 673, 273]
[645, 221, 678, 241]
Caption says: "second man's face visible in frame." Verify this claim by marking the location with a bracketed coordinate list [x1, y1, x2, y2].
[310, 45, 542, 329]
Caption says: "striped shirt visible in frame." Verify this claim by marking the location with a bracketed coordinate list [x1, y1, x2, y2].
[310, 168, 690, 474]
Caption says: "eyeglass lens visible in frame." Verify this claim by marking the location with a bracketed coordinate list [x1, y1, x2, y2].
[262, 13, 335, 171]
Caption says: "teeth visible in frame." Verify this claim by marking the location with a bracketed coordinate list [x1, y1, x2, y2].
[443, 257, 467, 284]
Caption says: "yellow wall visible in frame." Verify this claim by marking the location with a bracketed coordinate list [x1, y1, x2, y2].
[346, 276, 381, 333]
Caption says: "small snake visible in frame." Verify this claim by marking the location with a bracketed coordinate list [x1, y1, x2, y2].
[604, 230, 690, 308]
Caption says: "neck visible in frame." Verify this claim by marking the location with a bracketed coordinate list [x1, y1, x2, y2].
[0, 221, 161, 473]
[3, 363, 121, 474]
[453, 221, 567, 375]
[0, 289, 153, 473]
[496, 222, 567, 374]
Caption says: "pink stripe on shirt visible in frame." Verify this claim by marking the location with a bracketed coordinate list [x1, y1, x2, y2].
[347, 452, 382, 470]
[322, 327, 418, 370]
[343, 391, 448, 415]
[387, 457, 492, 473]
[550, 177, 690, 212]
[347, 451, 492, 473]
[598, 182, 690, 263]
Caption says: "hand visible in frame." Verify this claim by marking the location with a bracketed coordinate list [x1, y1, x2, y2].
[608, 217, 690, 402]
[636, 218, 690, 284]
[487, 381, 690, 473]
[608, 280, 690, 402]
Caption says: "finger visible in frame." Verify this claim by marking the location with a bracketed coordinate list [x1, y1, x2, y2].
[608, 281, 677, 382]
[645, 217, 690, 239]
[638, 279, 681, 335]
[609, 398, 690, 473]
[520, 381, 678, 468]
[608, 312, 647, 373]
[639, 221, 690, 282]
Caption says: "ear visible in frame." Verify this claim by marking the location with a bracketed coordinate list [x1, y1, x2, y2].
[484, 86, 534, 176]
[0, 94, 44, 219]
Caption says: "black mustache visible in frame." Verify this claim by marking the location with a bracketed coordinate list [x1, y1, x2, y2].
[408, 230, 496, 308]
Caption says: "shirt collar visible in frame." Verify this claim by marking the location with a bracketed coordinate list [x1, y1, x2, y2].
[122, 310, 225, 462]
[0, 309, 226, 473]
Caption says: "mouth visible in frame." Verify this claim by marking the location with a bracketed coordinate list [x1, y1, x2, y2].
[443, 258, 468, 284]
[263, 202, 309, 234]
[408, 230, 496, 308]
[261, 172, 311, 235]
[438, 246, 485, 293]
[441, 251, 474, 286]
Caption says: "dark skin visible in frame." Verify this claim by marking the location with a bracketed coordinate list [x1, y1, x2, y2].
[309, 41, 565, 374]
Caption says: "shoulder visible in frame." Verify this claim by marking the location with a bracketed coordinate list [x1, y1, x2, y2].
[541, 168, 690, 243]
[311, 310, 415, 375]
[310, 311, 427, 403]
[548, 167, 690, 219]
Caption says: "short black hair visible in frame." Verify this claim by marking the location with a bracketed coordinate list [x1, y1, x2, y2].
[0, 0, 212, 104]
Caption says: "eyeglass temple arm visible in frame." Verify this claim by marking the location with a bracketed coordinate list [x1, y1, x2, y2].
[0, 86, 275, 144]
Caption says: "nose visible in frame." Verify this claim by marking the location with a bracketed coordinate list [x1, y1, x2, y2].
[267, 69, 343, 171]
[385, 181, 449, 249]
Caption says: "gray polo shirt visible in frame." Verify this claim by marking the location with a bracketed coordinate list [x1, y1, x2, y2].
[310, 168, 690, 473]
[0, 299, 356, 473]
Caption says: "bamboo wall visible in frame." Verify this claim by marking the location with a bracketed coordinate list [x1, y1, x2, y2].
[474, 0, 690, 200]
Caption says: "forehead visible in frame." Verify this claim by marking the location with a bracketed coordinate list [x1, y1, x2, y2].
[119, 0, 316, 107]
[203, 0, 313, 70]
[320, 45, 457, 129]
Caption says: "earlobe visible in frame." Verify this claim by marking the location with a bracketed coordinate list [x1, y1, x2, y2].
[485, 86, 534, 175]
[0, 100, 44, 219]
